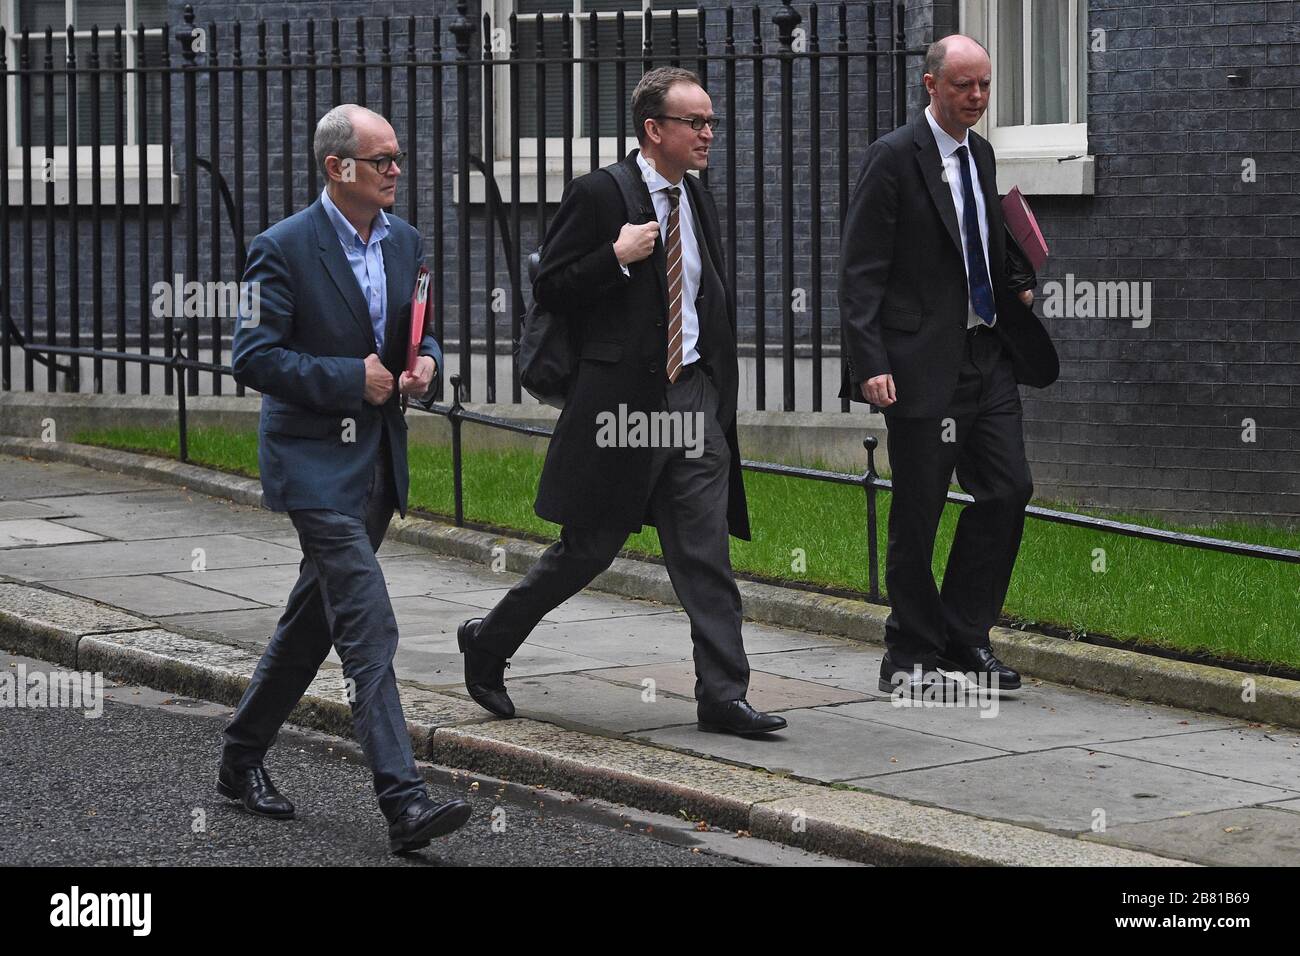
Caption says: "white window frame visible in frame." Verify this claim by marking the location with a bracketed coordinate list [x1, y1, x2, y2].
[3, 0, 176, 205]
[961, 0, 1094, 195]
[465, 0, 698, 202]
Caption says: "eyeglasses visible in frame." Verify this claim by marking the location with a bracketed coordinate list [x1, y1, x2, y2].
[349, 151, 407, 174]
[655, 115, 721, 132]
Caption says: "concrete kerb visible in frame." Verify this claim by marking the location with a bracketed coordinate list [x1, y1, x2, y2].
[0, 584, 1185, 866]
[3, 435, 1298, 732]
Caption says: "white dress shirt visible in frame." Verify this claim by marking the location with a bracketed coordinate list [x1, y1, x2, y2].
[924, 105, 997, 329]
[617, 153, 702, 367]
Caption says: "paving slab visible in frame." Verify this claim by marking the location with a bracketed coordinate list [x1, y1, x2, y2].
[0, 519, 105, 548]
[1086, 807, 1300, 867]
[747, 642, 891, 696]
[0, 457, 165, 497]
[47, 495, 286, 540]
[0, 533, 303, 582]
[241, 528, 426, 558]
[1265, 799, 1300, 814]
[853, 748, 1296, 832]
[395, 639, 618, 685]
[438, 585, 682, 623]
[1091, 726, 1300, 793]
[488, 671, 700, 733]
[823, 684, 1242, 753]
[524, 614, 833, 668]
[638, 706, 1007, 781]
[585, 660, 872, 711]
[0, 500, 76, 521]
[48, 574, 267, 616]
[160, 606, 287, 647]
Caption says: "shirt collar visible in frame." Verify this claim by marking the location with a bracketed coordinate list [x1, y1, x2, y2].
[925, 104, 970, 160]
[636, 151, 684, 197]
[321, 187, 389, 248]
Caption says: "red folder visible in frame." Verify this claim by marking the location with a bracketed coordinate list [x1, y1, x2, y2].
[406, 265, 431, 374]
[1001, 186, 1048, 271]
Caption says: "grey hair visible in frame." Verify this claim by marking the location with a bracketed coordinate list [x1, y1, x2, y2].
[313, 104, 378, 181]
[924, 34, 990, 81]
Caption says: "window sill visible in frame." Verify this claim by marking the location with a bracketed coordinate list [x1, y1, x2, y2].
[4, 170, 181, 206]
[994, 154, 1095, 196]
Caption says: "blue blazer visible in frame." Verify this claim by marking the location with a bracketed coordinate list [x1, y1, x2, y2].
[232, 197, 441, 519]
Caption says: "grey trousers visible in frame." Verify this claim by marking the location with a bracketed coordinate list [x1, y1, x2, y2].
[221, 447, 428, 823]
[475, 364, 751, 703]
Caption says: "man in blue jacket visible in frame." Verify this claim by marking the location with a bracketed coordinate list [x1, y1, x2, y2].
[220, 104, 470, 853]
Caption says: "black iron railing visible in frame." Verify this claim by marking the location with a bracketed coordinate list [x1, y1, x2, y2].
[0, 1, 926, 412]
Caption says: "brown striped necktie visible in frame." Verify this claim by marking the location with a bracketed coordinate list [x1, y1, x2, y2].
[664, 185, 684, 384]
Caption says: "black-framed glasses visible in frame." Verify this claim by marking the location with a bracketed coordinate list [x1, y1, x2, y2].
[655, 115, 721, 132]
[350, 150, 407, 174]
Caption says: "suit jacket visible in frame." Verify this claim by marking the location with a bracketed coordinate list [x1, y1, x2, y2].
[532, 149, 750, 539]
[838, 112, 1059, 418]
[231, 197, 442, 519]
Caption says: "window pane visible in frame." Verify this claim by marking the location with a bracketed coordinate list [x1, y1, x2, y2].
[18, 36, 68, 146]
[579, 16, 637, 137]
[517, 1, 571, 14]
[134, 32, 165, 143]
[1031, 0, 1067, 124]
[134, 0, 168, 25]
[19, 0, 69, 32]
[996, 0, 1023, 126]
[647, 8, 697, 60]
[583, 0, 639, 11]
[75, 0, 128, 29]
[513, 16, 569, 138]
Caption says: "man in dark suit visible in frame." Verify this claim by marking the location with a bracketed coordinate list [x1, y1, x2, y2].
[222, 104, 471, 853]
[839, 35, 1059, 695]
[457, 68, 785, 737]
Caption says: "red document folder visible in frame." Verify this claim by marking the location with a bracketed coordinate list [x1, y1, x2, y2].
[406, 266, 431, 374]
[1001, 186, 1048, 271]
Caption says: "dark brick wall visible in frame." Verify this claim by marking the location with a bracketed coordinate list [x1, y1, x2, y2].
[1008, 0, 1300, 523]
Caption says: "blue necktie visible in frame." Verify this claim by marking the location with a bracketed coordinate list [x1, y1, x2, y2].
[955, 145, 995, 327]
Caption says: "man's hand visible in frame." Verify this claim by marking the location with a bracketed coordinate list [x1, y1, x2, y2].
[364, 353, 395, 405]
[613, 221, 660, 266]
[398, 355, 437, 398]
[861, 373, 896, 408]
[1019, 289, 1034, 306]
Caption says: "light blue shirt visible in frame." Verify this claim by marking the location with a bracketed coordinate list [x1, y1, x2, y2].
[924, 105, 996, 329]
[321, 187, 390, 350]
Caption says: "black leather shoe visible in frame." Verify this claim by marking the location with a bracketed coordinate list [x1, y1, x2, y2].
[388, 796, 473, 854]
[937, 644, 1021, 691]
[217, 763, 295, 819]
[458, 618, 515, 718]
[878, 659, 965, 698]
[697, 699, 787, 736]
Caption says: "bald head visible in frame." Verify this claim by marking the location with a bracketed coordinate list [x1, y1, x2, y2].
[923, 34, 992, 140]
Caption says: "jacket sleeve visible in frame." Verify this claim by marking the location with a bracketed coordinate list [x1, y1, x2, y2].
[533, 174, 630, 313]
[838, 138, 899, 386]
[231, 232, 366, 414]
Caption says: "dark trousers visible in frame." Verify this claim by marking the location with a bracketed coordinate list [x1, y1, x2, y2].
[222, 445, 428, 822]
[882, 326, 1034, 669]
[474, 364, 751, 703]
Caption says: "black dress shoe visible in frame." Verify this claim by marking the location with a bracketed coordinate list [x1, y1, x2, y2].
[457, 618, 515, 718]
[878, 660, 965, 698]
[217, 763, 295, 819]
[697, 699, 787, 736]
[388, 796, 473, 854]
[937, 644, 1021, 691]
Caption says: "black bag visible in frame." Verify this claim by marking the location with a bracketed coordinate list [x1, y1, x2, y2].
[515, 160, 653, 408]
